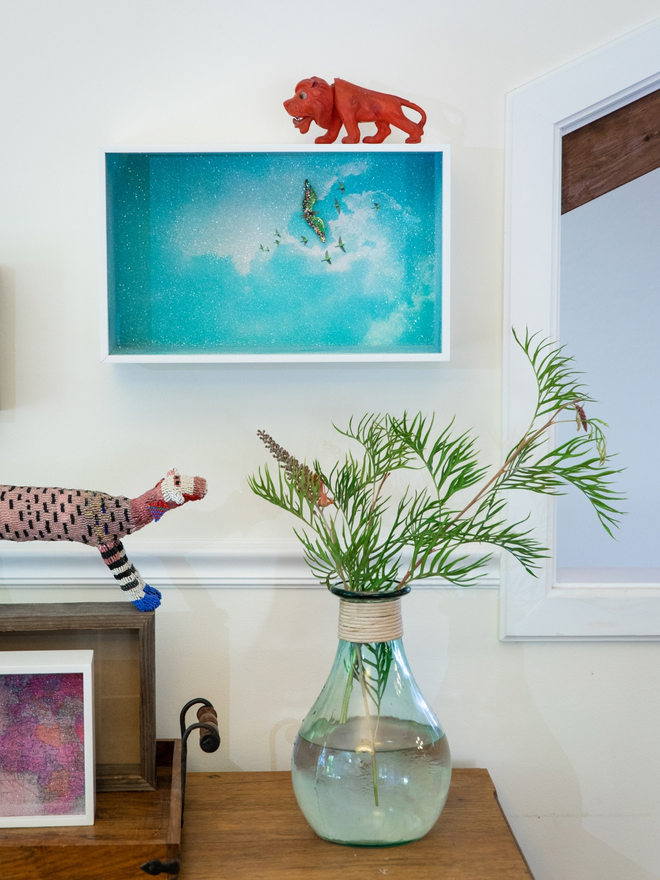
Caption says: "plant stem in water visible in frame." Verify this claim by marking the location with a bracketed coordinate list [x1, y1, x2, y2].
[356, 647, 379, 807]
[340, 644, 357, 724]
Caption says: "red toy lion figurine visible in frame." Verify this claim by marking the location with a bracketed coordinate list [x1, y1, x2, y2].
[283, 77, 426, 145]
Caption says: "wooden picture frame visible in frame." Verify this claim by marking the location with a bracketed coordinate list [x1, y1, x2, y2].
[101, 144, 450, 363]
[0, 649, 94, 827]
[0, 604, 155, 791]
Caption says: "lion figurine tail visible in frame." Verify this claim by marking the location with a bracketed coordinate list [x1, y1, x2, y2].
[401, 99, 427, 131]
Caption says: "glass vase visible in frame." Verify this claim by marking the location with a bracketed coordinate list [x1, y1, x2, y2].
[291, 587, 451, 846]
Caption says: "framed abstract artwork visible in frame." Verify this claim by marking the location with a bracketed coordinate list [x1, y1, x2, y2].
[0, 650, 94, 827]
[101, 144, 449, 362]
[0, 603, 156, 792]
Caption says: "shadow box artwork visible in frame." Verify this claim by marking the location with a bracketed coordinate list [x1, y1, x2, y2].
[101, 144, 450, 362]
[0, 604, 156, 792]
[0, 650, 94, 827]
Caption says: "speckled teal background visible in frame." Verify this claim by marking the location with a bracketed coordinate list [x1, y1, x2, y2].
[105, 150, 443, 355]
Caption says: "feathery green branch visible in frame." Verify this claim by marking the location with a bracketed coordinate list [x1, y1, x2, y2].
[250, 331, 625, 597]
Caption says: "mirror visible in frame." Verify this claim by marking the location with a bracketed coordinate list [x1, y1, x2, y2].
[501, 22, 660, 638]
[556, 90, 660, 586]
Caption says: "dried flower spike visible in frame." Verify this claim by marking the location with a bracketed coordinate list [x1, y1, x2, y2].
[574, 403, 588, 432]
[257, 430, 333, 508]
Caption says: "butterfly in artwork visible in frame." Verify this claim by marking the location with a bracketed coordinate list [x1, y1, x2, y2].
[302, 179, 326, 243]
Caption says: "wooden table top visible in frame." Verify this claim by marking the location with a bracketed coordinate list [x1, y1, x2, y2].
[178, 768, 534, 880]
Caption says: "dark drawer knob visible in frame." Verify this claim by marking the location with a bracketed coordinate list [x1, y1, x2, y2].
[141, 858, 180, 875]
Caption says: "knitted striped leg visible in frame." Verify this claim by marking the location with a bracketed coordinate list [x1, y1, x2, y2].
[99, 538, 161, 611]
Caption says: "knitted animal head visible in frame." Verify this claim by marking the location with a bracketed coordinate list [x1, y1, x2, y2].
[160, 468, 207, 507]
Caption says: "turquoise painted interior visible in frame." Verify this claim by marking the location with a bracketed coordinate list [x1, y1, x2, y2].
[105, 151, 443, 355]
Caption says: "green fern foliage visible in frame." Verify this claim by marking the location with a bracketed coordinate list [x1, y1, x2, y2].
[248, 331, 625, 594]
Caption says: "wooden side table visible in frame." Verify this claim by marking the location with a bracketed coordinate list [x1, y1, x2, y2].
[178, 768, 534, 879]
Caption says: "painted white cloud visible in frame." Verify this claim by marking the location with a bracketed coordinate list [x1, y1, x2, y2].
[361, 255, 436, 347]
[161, 160, 422, 285]
[317, 159, 369, 199]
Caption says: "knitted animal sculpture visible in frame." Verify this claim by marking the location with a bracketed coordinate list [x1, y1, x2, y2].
[0, 469, 207, 611]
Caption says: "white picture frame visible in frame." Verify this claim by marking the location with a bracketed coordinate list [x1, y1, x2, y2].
[100, 143, 450, 364]
[0, 650, 95, 827]
[501, 18, 660, 640]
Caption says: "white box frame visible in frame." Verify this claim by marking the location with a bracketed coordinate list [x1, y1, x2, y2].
[0, 650, 95, 827]
[100, 143, 450, 364]
[501, 18, 660, 640]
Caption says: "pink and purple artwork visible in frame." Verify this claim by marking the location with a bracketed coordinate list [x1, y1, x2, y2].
[0, 672, 86, 818]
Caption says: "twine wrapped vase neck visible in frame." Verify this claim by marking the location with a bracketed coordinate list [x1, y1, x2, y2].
[331, 586, 411, 644]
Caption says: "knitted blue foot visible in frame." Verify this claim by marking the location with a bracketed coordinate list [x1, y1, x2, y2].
[132, 585, 162, 612]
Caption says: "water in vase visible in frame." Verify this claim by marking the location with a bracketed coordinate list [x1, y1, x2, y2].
[292, 715, 451, 846]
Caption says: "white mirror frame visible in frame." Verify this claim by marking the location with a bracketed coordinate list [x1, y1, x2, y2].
[501, 19, 660, 640]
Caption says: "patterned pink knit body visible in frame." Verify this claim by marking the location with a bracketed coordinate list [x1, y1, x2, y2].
[0, 473, 207, 609]
[0, 486, 139, 545]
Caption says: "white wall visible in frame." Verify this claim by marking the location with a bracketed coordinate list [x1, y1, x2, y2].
[1, 3, 660, 878]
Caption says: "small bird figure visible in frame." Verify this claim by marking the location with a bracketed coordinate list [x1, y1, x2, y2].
[301, 235, 309, 245]
[373, 202, 381, 211]
[322, 251, 332, 265]
[275, 229, 281, 238]
[259, 244, 265, 251]
[334, 198, 341, 214]
[335, 237, 346, 252]
[338, 181, 345, 194]
[274, 239, 281, 247]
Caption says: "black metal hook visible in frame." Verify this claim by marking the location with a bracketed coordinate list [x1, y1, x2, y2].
[179, 697, 220, 826]
[140, 699, 220, 876]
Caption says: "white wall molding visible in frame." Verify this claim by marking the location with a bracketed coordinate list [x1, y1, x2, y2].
[0, 541, 499, 590]
[502, 18, 660, 640]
